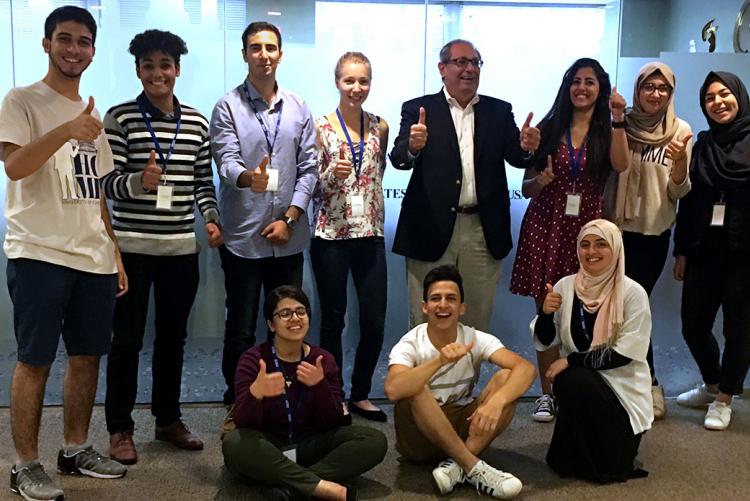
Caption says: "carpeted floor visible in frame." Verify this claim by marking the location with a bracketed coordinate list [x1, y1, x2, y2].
[0, 397, 748, 500]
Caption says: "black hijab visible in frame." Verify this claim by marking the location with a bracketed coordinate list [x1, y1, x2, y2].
[693, 71, 750, 189]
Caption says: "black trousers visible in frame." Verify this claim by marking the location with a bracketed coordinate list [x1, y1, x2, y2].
[622, 229, 671, 381]
[105, 253, 199, 433]
[681, 253, 750, 396]
[219, 246, 303, 405]
[310, 237, 387, 401]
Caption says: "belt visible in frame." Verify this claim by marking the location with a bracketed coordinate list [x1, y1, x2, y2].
[455, 205, 478, 214]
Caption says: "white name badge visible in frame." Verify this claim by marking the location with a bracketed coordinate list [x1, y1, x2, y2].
[281, 446, 297, 463]
[156, 184, 173, 210]
[266, 168, 279, 192]
[565, 193, 581, 217]
[711, 203, 725, 226]
[349, 195, 365, 217]
[634, 196, 642, 218]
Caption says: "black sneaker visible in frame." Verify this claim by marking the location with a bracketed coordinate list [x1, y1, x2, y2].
[57, 447, 126, 479]
[10, 463, 64, 501]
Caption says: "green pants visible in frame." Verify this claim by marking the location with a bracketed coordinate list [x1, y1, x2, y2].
[222, 425, 387, 497]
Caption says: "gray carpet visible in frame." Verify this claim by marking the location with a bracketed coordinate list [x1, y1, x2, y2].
[0, 398, 748, 500]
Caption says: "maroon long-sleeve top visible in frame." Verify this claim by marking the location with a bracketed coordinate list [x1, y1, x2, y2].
[233, 340, 348, 441]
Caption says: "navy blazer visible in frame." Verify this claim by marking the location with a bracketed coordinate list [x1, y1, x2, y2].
[390, 90, 530, 261]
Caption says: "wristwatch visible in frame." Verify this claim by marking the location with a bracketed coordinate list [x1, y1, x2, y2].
[277, 215, 297, 229]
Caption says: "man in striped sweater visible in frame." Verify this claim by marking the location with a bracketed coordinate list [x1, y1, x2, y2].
[101, 29, 222, 465]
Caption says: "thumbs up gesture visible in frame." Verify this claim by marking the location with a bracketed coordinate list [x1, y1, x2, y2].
[333, 144, 353, 180]
[67, 96, 103, 142]
[408, 106, 428, 154]
[666, 133, 693, 162]
[609, 86, 627, 122]
[520, 112, 541, 152]
[250, 155, 270, 192]
[542, 283, 562, 314]
[536, 155, 555, 187]
[249, 359, 286, 399]
[297, 354, 325, 387]
[141, 150, 162, 191]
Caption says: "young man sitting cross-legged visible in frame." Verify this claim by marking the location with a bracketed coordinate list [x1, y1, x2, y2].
[385, 265, 535, 499]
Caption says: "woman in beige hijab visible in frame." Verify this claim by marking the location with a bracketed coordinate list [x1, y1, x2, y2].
[533, 219, 653, 483]
[611, 62, 693, 419]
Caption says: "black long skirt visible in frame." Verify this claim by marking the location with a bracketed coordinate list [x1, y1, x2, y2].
[547, 365, 647, 483]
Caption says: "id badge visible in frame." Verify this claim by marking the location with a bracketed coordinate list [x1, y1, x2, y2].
[156, 184, 173, 210]
[349, 195, 365, 217]
[565, 193, 581, 217]
[711, 203, 725, 226]
[266, 168, 279, 192]
[281, 445, 297, 463]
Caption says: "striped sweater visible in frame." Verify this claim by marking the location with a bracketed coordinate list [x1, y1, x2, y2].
[102, 93, 219, 255]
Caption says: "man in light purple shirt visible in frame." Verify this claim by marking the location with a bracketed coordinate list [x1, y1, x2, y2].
[209, 21, 317, 407]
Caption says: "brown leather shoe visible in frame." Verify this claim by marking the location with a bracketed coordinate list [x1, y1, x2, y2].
[155, 420, 204, 450]
[109, 431, 138, 465]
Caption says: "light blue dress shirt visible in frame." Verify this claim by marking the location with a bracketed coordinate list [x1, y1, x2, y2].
[210, 79, 318, 259]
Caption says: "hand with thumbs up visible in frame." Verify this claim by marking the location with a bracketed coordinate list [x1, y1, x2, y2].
[408, 106, 428, 154]
[520, 112, 541, 152]
[439, 341, 474, 365]
[297, 355, 326, 387]
[333, 144, 353, 180]
[141, 150, 162, 191]
[542, 283, 562, 314]
[67, 96, 103, 142]
[250, 155, 270, 192]
[609, 86, 627, 122]
[536, 155, 555, 187]
[665, 133, 693, 162]
[249, 358, 286, 400]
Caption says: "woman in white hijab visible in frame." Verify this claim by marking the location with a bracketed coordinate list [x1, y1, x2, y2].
[533, 219, 653, 483]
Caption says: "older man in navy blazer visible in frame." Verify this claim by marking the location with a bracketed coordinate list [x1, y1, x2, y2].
[391, 39, 540, 331]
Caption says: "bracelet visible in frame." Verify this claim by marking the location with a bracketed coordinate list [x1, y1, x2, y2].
[612, 121, 626, 129]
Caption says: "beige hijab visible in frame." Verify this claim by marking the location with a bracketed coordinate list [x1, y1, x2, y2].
[615, 62, 681, 223]
[574, 219, 625, 350]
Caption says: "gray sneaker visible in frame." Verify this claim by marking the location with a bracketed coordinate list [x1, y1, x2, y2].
[57, 447, 126, 479]
[10, 463, 64, 501]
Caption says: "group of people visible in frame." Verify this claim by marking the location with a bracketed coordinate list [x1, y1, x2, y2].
[2, 5, 749, 501]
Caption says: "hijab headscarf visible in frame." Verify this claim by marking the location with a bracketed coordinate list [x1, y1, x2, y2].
[574, 219, 625, 350]
[693, 71, 750, 189]
[615, 62, 681, 223]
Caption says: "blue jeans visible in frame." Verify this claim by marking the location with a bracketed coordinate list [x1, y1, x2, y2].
[310, 237, 387, 401]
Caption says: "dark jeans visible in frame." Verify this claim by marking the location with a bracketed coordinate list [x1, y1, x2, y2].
[105, 253, 199, 433]
[681, 253, 750, 396]
[310, 237, 387, 401]
[219, 247, 303, 405]
[623, 229, 671, 382]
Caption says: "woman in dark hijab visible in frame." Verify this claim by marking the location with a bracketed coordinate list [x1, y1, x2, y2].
[673, 71, 750, 431]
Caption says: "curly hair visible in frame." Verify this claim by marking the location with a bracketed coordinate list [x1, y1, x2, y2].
[129, 30, 188, 65]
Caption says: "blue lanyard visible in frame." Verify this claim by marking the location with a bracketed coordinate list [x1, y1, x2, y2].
[335, 108, 365, 177]
[566, 128, 585, 181]
[578, 301, 592, 343]
[243, 82, 283, 160]
[138, 102, 181, 174]
[270, 344, 307, 443]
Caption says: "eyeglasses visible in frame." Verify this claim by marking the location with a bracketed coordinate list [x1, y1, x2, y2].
[273, 307, 309, 320]
[640, 82, 671, 95]
[445, 57, 483, 69]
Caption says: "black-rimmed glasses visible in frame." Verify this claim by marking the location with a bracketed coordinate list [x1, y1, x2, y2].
[273, 307, 309, 320]
[446, 57, 483, 69]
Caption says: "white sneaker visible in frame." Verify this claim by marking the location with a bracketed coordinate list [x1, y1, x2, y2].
[704, 401, 732, 430]
[432, 458, 464, 494]
[676, 384, 718, 408]
[466, 460, 522, 499]
[651, 385, 667, 420]
[532, 394, 556, 422]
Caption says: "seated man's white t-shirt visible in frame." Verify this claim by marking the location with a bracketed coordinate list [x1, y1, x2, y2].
[389, 323, 504, 406]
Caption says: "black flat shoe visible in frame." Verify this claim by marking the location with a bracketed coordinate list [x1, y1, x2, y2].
[348, 400, 387, 422]
[345, 484, 358, 501]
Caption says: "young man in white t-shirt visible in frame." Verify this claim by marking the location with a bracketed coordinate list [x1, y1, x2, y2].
[0, 6, 128, 500]
[386, 265, 535, 499]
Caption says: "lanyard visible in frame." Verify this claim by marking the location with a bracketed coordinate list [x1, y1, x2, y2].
[137, 101, 181, 176]
[243, 82, 283, 160]
[270, 344, 307, 443]
[335, 108, 365, 177]
[566, 128, 585, 182]
[578, 301, 592, 344]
